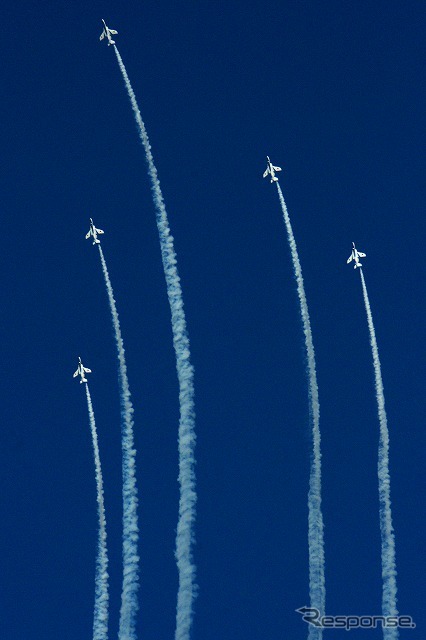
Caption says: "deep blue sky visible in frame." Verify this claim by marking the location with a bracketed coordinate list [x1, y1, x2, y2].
[0, 2, 423, 638]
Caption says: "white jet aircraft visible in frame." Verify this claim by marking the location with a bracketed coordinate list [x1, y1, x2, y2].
[263, 156, 282, 183]
[73, 357, 92, 384]
[100, 19, 118, 46]
[347, 242, 366, 269]
[86, 218, 104, 245]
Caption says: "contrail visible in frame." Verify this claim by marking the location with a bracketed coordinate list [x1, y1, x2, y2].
[359, 268, 398, 639]
[113, 46, 197, 640]
[97, 244, 139, 640]
[276, 183, 325, 639]
[85, 383, 109, 640]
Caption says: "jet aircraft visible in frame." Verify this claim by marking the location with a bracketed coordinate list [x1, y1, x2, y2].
[100, 19, 118, 46]
[263, 156, 282, 183]
[73, 357, 92, 384]
[347, 242, 366, 269]
[86, 218, 104, 245]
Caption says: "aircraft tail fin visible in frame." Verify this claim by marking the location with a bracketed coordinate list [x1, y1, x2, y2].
[80, 378, 87, 384]
[93, 240, 100, 245]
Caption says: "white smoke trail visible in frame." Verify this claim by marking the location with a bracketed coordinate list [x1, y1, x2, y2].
[97, 244, 139, 640]
[85, 383, 109, 640]
[359, 269, 398, 639]
[113, 47, 197, 640]
[276, 183, 325, 639]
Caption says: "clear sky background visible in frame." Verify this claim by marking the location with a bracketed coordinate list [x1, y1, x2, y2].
[0, 2, 423, 638]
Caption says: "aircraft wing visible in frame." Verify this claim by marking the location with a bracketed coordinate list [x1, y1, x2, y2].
[263, 169, 270, 178]
[273, 166, 282, 172]
[100, 31, 105, 41]
[95, 228, 104, 235]
[347, 254, 353, 263]
[83, 367, 92, 373]
[109, 29, 118, 35]
[85, 230, 91, 239]
[73, 369, 79, 378]
[358, 252, 366, 257]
